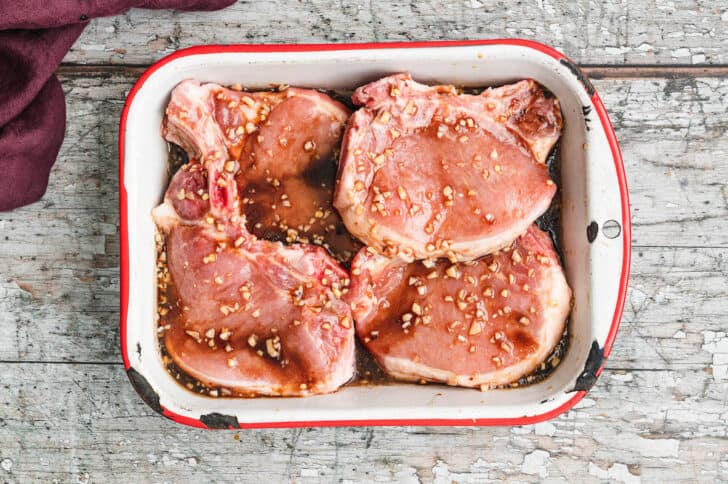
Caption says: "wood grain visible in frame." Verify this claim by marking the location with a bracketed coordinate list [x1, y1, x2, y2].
[62, 1, 728, 67]
[2, 16, 728, 479]
[2, 71, 727, 364]
[0, 364, 725, 482]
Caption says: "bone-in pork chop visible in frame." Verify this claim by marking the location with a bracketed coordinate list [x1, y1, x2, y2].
[346, 224, 571, 389]
[334, 74, 562, 262]
[154, 78, 358, 395]
[164, 80, 360, 263]
[162, 223, 355, 396]
[153, 160, 355, 396]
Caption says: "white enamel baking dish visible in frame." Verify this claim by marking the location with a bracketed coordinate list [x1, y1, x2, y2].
[119, 40, 631, 428]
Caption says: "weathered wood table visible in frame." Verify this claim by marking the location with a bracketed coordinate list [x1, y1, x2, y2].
[2, 2, 727, 482]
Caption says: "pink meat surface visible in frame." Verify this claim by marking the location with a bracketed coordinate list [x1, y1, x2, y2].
[153, 80, 358, 396]
[164, 79, 361, 263]
[334, 74, 562, 262]
[347, 224, 572, 389]
[161, 219, 354, 396]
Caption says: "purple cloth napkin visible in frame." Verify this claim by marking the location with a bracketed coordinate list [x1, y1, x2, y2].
[0, 0, 235, 211]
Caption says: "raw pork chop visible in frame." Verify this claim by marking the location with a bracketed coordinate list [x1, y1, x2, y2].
[154, 110, 355, 395]
[346, 224, 571, 389]
[164, 79, 360, 263]
[161, 221, 355, 396]
[334, 74, 562, 262]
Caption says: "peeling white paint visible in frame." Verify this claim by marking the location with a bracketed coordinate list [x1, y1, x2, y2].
[713, 353, 728, 381]
[161, 453, 182, 466]
[5, 9, 728, 483]
[522, 449, 550, 478]
[394, 465, 420, 483]
[628, 286, 648, 309]
[703, 331, 728, 381]
[77, 43, 106, 51]
[636, 43, 654, 52]
[589, 462, 641, 484]
[299, 468, 319, 477]
[610, 435, 680, 458]
[534, 422, 557, 436]
[610, 372, 634, 382]
[511, 425, 532, 435]
[432, 461, 455, 484]
[605, 46, 630, 55]
[432, 458, 512, 483]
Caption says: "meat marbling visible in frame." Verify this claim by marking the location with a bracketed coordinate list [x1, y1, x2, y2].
[153, 80, 357, 396]
[334, 74, 562, 262]
[346, 224, 572, 389]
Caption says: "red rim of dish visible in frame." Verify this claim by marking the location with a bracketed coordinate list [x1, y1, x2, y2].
[119, 39, 631, 429]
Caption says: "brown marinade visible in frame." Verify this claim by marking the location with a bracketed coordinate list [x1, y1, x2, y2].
[156, 84, 569, 397]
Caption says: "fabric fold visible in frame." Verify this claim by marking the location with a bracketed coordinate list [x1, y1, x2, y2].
[0, 76, 66, 211]
[0, 0, 235, 211]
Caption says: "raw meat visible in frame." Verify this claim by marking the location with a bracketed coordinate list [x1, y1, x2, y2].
[164, 79, 360, 263]
[153, 161, 355, 396]
[334, 74, 562, 262]
[160, 221, 355, 396]
[154, 79, 358, 396]
[346, 224, 571, 389]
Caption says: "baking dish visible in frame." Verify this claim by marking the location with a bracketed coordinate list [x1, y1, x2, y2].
[119, 40, 630, 428]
